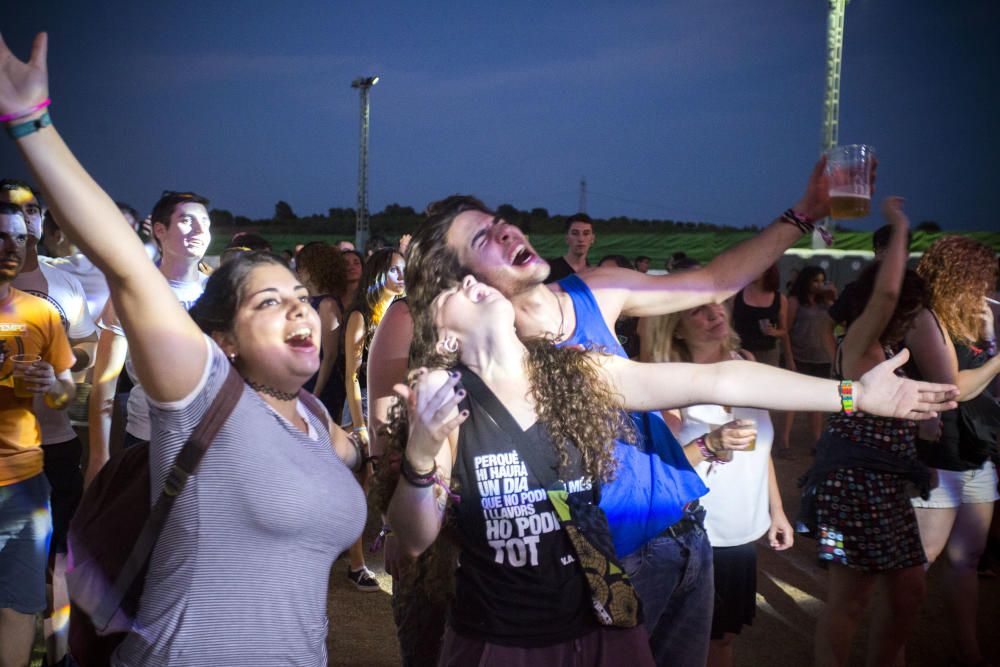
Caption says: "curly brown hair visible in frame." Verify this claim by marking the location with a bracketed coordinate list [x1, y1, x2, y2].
[295, 241, 347, 297]
[371, 336, 635, 525]
[916, 236, 997, 345]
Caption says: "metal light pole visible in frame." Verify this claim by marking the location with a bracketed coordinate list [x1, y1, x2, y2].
[351, 76, 379, 250]
[815, 0, 849, 248]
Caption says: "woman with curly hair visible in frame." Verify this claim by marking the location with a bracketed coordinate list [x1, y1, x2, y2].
[383, 271, 955, 666]
[296, 242, 349, 420]
[342, 247, 405, 589]
[905, 235, 1000, 666]
[643, 302, 792, 667]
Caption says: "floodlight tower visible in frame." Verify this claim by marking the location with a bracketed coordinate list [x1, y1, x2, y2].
[578, 178, 588, 213]
[351, 75, 379, 249]
[816, 0, 849, 248]
[822, 0, 848, 151]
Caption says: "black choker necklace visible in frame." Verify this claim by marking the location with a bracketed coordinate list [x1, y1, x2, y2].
[245, 379, 298, 402]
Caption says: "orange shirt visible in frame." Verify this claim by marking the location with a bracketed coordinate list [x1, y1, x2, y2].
[0, 287, 76, 485]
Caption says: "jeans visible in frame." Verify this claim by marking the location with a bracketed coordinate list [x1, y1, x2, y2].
[621, 519, 714, 667]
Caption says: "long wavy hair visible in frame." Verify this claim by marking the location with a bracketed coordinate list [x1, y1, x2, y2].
[371, 306, 635, 515]
[645, 305, 741, 363]
[789, 265, 830, 306]
[916, 236, 997, 345]
[347, 248, 403, 346]
[295, 241, 347, 298]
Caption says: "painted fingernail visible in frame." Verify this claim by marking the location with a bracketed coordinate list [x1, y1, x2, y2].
[456, 389, 466, 397]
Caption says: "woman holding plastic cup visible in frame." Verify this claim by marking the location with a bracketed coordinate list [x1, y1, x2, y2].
[642, 302, 792, 667]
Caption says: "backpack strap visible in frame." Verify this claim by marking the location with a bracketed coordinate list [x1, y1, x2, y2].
[93, 363, 245, 629]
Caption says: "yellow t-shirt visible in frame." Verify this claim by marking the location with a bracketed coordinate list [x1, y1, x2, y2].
[0, 287, 76, 485]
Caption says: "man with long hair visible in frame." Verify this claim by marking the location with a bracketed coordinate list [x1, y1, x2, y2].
[401, 159, 852, 665]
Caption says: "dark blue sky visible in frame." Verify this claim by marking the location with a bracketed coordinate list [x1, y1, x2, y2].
[3, 1, 998, 230]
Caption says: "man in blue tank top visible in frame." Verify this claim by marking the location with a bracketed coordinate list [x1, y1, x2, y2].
[405, 159, 851, 665]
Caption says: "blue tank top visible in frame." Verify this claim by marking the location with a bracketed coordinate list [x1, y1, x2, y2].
[557, 274, 709, 557]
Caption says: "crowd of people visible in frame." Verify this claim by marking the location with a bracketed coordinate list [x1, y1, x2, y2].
[1, 31, 998, 667]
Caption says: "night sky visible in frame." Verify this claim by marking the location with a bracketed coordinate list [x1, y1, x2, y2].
[3, 1, 998, 230]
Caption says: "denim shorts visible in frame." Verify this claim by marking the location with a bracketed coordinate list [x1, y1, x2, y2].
[911, 460, 1000, 508]
[0, 473, 52, 613]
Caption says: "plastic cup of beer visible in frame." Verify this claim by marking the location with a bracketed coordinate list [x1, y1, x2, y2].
[758, 318, 771, 334]
[11, 354, 41, 398]
[731, 410, 758, 452]
[825, 144, 875, 219]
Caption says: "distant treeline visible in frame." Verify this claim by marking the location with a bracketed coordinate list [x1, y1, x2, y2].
[207, 200, 761, 236]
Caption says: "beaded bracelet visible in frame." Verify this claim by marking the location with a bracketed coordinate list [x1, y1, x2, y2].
[839, 380, 856, 415]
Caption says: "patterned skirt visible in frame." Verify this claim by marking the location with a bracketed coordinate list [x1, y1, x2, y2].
[814, 466, 927, 572]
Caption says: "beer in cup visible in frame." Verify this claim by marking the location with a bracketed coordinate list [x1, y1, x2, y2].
[825, 144, 875, 219]
[731, 408, 758, 452]
[11, 354, 41, 398]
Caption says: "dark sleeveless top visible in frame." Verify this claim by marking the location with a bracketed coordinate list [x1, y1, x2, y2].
[556, 274, 708, 558]
[914, 340, 1000, 471]
[448, 366, 598, 647]
[732, 289, 780, 352]
[304, 294, 346, 419]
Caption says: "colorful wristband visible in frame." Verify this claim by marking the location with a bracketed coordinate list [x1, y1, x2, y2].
[7, 110, 52, 140]
[694, 434, 729, 464]
[0, 98, 51, 123]
[839, 380, 855, 415]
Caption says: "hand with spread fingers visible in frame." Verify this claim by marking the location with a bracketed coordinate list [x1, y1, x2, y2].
[856, 348, 960, 420]
[393, 368, 468, 470]
[0, 32, 49, 117]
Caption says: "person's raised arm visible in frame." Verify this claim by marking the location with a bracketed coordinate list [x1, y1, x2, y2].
[584, 158, 867, 320]
[839, 197, 910, 378]
[1, 33, 206, 402]
[386, 369, 466, 558]
[596, 350, 956, 420]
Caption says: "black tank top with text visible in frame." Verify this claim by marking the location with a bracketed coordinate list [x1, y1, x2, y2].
[448, 366, 599, 647]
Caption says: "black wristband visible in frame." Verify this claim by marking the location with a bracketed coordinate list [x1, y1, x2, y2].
[400, 454, 436, 488]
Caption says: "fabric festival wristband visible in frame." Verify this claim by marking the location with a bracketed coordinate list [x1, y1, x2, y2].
[400, 455, 436, 488]
[0, 98, 51, 123]
[839, 380, 855, 415]
[7, 110, 52, 140]
[694, 434, 727, 464]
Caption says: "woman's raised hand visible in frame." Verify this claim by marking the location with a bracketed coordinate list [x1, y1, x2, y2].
[393, 368, 468, 469]
[0, 32, 48, 115]
[856, 348, 959, 420]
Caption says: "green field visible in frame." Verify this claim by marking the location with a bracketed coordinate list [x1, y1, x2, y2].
[210, 229, 1000, 267]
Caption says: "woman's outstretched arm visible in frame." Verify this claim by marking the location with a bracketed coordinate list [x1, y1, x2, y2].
[1, 33, 206, 402]
[597, 350, 957, 420]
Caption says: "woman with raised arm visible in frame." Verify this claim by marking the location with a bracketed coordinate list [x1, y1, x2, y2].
[1, 34, 365, 665]
[803, 199, 933, 667]
[381, 262, 955, 664]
